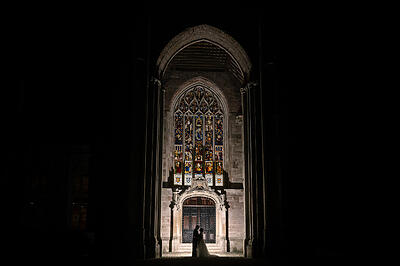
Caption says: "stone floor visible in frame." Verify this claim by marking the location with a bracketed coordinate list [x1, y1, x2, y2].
[134, 256, 346, 266]
[136, 257, 279, 266]
[11, 254, 348, 266]
[162, 252, 243, 257]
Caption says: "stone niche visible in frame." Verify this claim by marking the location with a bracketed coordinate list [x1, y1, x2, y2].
[160, 74, 245, 256]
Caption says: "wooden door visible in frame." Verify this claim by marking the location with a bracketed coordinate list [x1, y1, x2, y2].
[182, 197, 216, 243]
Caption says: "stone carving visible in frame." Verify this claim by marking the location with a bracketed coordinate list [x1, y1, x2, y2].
[174, 177, 225, 211]
[246, 81, 258, 91]
[235, 115, 243, 125]
[151, 76, 162, 89]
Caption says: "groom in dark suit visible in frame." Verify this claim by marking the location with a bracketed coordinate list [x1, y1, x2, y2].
[192, 225, 200, 257]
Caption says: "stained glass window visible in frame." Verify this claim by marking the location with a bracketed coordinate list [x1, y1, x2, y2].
[174, 86, 224, 186]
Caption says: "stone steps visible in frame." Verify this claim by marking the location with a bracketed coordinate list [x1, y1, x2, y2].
[177, 244, 221, 252]
[162, 252, 243, 258]
[176, 249, 222, 253]
[165, 243, 240, 258]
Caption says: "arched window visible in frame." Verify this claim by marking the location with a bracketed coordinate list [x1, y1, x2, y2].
[174, 85, 224, 187]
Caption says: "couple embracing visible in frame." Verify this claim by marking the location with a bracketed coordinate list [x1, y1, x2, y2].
[192, 225, 210, 257]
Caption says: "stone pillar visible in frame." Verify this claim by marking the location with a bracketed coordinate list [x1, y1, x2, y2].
[241, 85, 253, 257]
[258, 19, 268, 257]
[224, 198, 231, 252]
[168, 193, 177, 252]
[242, 81, 263, 258]
[141, 76, 166, 258]
[174, 204, 183, 250]
[138, 16, 151, 260]
[153, 77, 164, 258]
[142, 75, 153, 259]
[255, 80, 267, 258]
[249, 81, 259, 257]
[142, 73, 159, 259]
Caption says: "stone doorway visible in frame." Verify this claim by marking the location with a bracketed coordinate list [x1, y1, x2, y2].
[182, 197, 216, 243]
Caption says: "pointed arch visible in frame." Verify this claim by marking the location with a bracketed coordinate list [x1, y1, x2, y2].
[170, 76, 229, 115]
[170, 77, 228, 187]
[156, 24, 252, 83]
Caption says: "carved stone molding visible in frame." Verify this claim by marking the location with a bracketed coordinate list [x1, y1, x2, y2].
[246, 81, 258, 91]
[174, 178, 225, 211]
[236, 115, 243, 125]
[241, 81, 258, 94]
[151, 76, 162, 89]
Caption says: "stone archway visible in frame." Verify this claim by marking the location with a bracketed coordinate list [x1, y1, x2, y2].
[156, 24, 252, 84]
[169, 179, 227, 255]
[155, 24, 253, 258]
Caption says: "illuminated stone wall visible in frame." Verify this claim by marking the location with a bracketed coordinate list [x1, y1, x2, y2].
[160, 71, 245, 255]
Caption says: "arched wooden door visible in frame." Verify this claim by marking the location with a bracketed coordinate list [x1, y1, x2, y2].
[182, 197, 216, 243]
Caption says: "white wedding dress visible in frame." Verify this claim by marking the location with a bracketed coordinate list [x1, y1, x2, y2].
[196, 235, 210, 257]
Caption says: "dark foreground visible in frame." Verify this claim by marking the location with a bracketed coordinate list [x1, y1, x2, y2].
[136, 256, 347, 266]
[8, 254, 349, 266]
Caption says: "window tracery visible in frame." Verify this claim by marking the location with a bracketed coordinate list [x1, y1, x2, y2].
[174, 86, 224, 186]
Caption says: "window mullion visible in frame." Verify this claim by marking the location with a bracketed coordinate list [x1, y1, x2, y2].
[202, 114, 205, 179]
[182, 114, 185, 183]
[192, 115, 195, 180]
[212, 115, 215, 187]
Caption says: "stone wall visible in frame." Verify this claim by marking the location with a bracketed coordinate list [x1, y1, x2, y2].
[226, 189, 245, 253]
[228, 112, 244, 183]
[161, 188, 172, 253]
[160, 71, 245, 255]
[162, 71, 242, 183]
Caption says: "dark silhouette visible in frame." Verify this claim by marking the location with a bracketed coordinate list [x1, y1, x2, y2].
[199, 228, 204, 239]
[192, 225, 200, 257]
[197, 228, 211, 257]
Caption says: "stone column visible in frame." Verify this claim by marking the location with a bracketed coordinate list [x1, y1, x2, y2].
[241, 85, 253, 257]
[152, 77, 164, 258]
[142, 74, 160, 259]
[139, 17, 152, 259]
[142, 76, 166, 258]
[254, 80, 267, 258]
[258, 19, 268, 257]
[143, 76, 153, 259]
[224, 197, 231, 252]
[242, 81, 262, 258]
[168, 191, 178, 252]
[249, 81, 259, 257]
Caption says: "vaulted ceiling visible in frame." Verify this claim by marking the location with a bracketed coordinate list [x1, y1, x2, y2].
[164, 41, 244, 84]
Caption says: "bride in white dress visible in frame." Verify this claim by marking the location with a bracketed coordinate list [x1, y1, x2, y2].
[197, 228, 218, 257]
